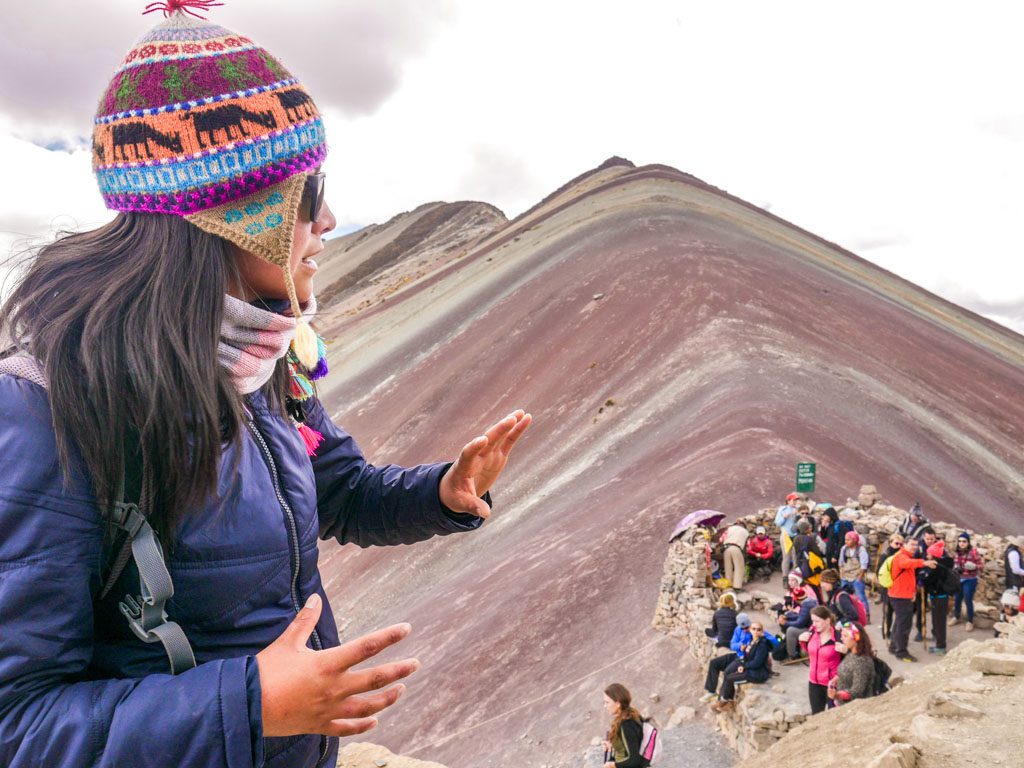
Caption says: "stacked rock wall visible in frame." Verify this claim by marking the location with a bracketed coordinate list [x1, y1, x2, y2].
[652, 494, 1022, 757]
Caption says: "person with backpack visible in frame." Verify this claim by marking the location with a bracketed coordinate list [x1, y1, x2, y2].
[819, 507, 853, 569]
[888, 538, 937, 662]
[921, 541, 958, 654]
[793, 519, 826, 596]
[877, 534, 904, 640]
[779, 587, 819, 661]
[705, 592, 739, 648]
[0, 5, 532, 767]
[710, 620, 773, 713]
[819, 569, 867, 625]
[828, 621, 876, 705]
[799, 606, 845, 714]
[914, 531, 942, 641]
[775, 493, 802, 579]
[1004, 536, 1024, 591]
[601, 683, 654, 768]
[838, 530, 871, 622]
[950, 532, 984, 632]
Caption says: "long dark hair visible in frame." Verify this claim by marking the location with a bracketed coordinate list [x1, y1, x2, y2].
[1, 212, 287, 545]
[604, 683, 642, 743]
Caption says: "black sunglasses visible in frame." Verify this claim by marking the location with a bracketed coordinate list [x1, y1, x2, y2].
[302, 172, 326, 223]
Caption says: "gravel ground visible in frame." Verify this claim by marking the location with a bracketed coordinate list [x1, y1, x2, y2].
[581, 721, 735, 768]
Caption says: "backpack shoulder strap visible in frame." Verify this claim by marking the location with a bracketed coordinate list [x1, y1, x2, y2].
[0, 351, 195, 674]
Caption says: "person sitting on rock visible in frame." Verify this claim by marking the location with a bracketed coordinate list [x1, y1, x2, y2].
[921, 541, 958, 655]
[700, 613, 753, 703]
[799, 606, 845, 714]
[601, 683, 647, 768]
[950, 532, 983, 632]
[819, 569, 865, 625]
[828, 621, 876, 705]
[779, 586, 819, 661]
[721, 522, 751, 590]
[705, 592, 739, 648]
[838, 530, 871, 621]
[710, 620, 772, 713]
[746, 526, 776, 581]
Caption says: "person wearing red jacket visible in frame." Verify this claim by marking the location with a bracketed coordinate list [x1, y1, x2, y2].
[888, 539, 936, 662]
[746, 526, 776, 581]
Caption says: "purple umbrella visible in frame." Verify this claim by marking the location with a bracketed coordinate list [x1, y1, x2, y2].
[669, 509, 726, 542]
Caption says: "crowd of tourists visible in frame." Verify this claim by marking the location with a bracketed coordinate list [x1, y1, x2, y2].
[700, 495, 1024, 716]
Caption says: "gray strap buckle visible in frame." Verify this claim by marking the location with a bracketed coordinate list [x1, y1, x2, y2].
[114, 508, 196, 674]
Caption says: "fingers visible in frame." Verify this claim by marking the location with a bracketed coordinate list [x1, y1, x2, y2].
[280, 593, 323, 651]
[323, 623, 413, 672]
[322, 717, 379, 738]
[336, 659, 421, 696]
[483, 410, 524, 446]
[331, 684, 406, 720]
[498, 412, 532, 456]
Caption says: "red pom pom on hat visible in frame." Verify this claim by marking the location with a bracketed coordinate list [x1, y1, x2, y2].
[143, 0, 224, 19]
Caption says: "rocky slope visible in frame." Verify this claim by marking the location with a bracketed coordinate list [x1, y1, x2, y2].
[308, 159, 1024, 767]
[735, 629, 1024, 768]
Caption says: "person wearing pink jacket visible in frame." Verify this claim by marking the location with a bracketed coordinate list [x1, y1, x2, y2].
[799, 605, 846, 714]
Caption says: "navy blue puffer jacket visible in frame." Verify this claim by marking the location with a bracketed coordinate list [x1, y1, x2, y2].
[0, 373, 482, 767]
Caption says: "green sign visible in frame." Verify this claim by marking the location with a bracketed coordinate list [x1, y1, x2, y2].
[796, 462, 817, 493]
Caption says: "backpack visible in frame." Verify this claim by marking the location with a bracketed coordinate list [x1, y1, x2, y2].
[940, 566, 961, 595]
[0, 354, 196, 675]
[835, 593, 868, 626]
[878, 554, 896, 589]
[871, 656, 893, 696]
[640, 719, 662, 766]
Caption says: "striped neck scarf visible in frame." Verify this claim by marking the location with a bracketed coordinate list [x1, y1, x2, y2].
[218, 294, 317, 394]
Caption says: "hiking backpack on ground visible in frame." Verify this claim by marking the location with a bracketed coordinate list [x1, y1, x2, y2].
[640, 719, 662, 766]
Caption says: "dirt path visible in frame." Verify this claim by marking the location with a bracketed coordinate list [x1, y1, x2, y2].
[582, 722, 735, 768]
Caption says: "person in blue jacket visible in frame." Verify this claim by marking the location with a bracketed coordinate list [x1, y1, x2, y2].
[710, 621, 773, 712]
[701, 613, 753, 702]
[0, 4, 531, 767]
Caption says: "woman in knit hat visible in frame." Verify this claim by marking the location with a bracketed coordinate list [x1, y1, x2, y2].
[0, 3, 530, 766]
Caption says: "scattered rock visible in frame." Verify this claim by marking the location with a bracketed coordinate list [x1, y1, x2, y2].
[592, 293, 604, 300]
[666, 705, 696, 727]
[650, 692, 661, 703]
[926, 692, 983, 718]
[970, 652, 1024, 676]
[866, 743, 918, 768]
[942, 675, 992, 694]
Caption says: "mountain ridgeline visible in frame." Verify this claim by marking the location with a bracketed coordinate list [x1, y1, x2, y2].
[311, 158, 1024, 768]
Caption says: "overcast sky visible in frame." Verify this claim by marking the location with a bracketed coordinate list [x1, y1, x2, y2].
[1, 0, 1022, 333]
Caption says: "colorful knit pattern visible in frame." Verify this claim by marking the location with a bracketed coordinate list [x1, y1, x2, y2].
[92, 10, 326, 216]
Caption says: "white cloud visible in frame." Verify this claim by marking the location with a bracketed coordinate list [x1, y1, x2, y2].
[2, 0, 1023, 334]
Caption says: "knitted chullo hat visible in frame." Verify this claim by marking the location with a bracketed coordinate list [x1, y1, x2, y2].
[91, 0, 326, 366]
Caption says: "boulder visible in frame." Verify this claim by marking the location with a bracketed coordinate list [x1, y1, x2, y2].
[925, 692, 983, 719]
[858, 485, 882, 508]
[970, 652, 1024, 676]
[867, 743, 918, 768]
[666, 705, 695, 727]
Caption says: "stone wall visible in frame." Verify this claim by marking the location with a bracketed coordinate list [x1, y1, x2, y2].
[651, 493, 1022, 757]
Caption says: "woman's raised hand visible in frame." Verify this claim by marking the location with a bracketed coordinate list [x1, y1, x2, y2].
[256, 594, 419, 737]
[438, 410, 532, 518]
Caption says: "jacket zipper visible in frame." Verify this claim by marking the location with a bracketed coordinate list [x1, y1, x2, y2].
[246, 414, 331, 767]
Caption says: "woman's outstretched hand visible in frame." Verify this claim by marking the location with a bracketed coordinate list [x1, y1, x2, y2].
[438, 409, 532, 518]
[256, 594, 419, 737]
